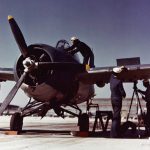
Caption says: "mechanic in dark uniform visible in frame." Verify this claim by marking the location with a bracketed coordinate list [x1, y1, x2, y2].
[138, 79, 150, 133]
[110, 66, 126, 138]
[65, 37, 95, 68]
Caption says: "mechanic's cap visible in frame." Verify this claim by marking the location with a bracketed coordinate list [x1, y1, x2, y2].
[113, 66, 125, 73]
[71, 36, 78, 41]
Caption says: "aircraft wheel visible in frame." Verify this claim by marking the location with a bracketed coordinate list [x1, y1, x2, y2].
[10, 112, 23, 132]
[78, 113, 89, 131]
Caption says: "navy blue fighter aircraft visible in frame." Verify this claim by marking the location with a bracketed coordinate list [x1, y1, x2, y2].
[0, 16, 150, 132]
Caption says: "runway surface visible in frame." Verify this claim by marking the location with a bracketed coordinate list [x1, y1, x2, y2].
[0, 116, 150, 150]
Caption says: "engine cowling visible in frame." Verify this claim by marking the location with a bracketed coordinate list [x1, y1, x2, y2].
[14, 44, 54, 86]
[14, 44, 80, 97]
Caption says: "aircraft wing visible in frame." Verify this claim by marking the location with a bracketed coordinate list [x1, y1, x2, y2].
[0, 68, 14, 81]
[77, 64, 150, 84]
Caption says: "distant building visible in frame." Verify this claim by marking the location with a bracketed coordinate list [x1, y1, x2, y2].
[0, 103, 20, 115]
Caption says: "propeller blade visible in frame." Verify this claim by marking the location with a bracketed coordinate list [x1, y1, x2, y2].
[8, 15, 28, 58]
[37, 62, 86, 72]
[0, 71, 27, 115]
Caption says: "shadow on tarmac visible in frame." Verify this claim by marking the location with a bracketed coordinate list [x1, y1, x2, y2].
[0, 128, 148, 139]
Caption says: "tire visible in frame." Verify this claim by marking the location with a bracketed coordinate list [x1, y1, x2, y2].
[78, 113, 89, 131]
[10, 112, 23, 132]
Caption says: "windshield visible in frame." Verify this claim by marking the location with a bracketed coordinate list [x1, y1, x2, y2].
[56, 40, 70, 50]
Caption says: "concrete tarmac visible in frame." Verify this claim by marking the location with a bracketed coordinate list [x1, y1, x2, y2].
[0, 116, 150, 150]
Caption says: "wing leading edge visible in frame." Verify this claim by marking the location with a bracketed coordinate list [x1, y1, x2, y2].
[78, 64, 150, 84]
[0, 68, 14, 81]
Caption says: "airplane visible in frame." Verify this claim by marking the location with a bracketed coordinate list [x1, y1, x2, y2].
[0, 15, 150, 133]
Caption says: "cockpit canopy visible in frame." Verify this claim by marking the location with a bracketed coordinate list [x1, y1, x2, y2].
[56, 39, 81, 63]
[56, 40, 70, 50]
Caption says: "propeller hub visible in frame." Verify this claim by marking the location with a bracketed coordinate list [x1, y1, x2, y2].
[23, 57, 36, 72]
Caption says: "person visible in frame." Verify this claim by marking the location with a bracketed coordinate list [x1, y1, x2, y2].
[65, 37, 95, 68]
[110, 66, 126, 138]
[137, 79, 150, 132]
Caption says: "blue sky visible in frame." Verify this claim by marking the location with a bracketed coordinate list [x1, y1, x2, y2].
[0, 0, 150, 106]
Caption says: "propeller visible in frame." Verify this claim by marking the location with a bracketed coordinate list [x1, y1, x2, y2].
[37, 62, 85, 72]
[0, 16, 31, 115]
[0, 16, 28, 115]
[8, 15, 28, 58]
